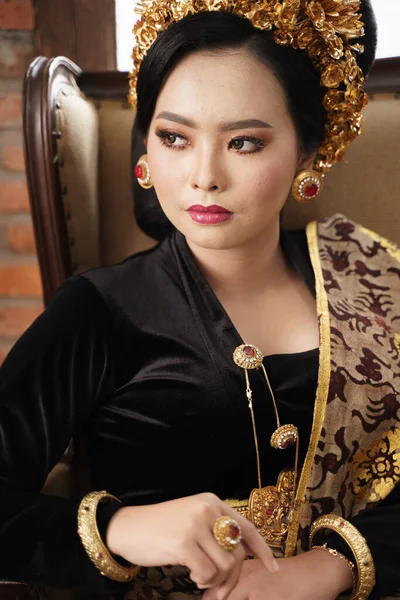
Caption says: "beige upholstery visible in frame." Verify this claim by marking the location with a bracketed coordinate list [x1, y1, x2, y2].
[55, 95, 154, 275]
[96, 100, 155, 265]
[56, 91, 102, 272]
[54, 89, 400, 275]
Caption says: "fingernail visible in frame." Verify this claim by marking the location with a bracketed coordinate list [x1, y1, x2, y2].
[271, 559, 280, 573]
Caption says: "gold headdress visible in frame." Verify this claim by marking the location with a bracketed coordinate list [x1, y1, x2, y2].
[129, 0, 367, 175]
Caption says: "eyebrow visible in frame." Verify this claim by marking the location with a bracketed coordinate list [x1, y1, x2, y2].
[155, 111, 272, 131]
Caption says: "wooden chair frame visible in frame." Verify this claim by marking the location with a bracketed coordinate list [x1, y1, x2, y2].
[23, 56, 82, 305]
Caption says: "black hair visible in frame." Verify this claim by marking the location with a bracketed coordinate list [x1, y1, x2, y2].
[132, 2, 377, 241]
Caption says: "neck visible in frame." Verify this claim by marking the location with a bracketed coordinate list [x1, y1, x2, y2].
[186, 221, 289, 300]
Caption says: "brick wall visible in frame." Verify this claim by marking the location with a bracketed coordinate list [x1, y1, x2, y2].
[0, 0, 43, 364]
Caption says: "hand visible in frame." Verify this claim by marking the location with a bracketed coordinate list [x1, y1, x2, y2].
[106, 492, 279, 594]
[203, 547, 354, 600]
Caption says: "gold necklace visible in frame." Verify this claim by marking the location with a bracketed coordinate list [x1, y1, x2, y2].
[230, 343, 300, 551]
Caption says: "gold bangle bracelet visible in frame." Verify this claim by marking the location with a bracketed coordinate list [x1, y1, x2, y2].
[77, 490, 140, 582]
[312, 544, 356, 595]
[309, 515, 375, 600]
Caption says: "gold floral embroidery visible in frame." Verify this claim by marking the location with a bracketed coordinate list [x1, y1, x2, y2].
[351, 428, 400, 503]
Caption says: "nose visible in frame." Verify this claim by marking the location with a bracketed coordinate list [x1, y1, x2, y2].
[190, 143, 226, 193]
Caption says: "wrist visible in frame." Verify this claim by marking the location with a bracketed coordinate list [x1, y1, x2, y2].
[106, 505, 134, 557]
[309, 514, 375, 600]
[308, 548, 354, 596]
[78, 491, 140, 582]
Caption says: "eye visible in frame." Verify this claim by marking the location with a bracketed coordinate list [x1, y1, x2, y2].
[165, 133, 186, 146]
[228, 136, 264, 154]
[155, 129, 189, 150]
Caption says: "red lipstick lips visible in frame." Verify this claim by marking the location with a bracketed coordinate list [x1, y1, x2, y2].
[187, 204, 233, 225]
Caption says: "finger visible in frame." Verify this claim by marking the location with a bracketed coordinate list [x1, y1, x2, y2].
[220, 507, 279, 575]
[198, 531, 245, 588]
[187, 541, 219, 588]
[206, 554, 244, 600]
[218, 578, 249, 600]
[240, 521, 279, 574]
[203, 586, 220, 600]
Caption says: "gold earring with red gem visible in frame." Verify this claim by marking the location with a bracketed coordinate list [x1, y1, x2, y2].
[291, 170, 323, 203]
[134, 154, 153, 189]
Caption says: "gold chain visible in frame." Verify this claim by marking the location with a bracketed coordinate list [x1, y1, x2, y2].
[243, 354, 299, 498]
[260, 363, 281, 428]
[245, 368, 262, 489]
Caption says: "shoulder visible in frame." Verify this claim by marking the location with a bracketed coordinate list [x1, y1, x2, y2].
[78, 235, 181, 310]
[0, 275, 115, 377]
[27, 275, 115, 346]
[310, 213, 400, 267]
[51, 273, 104, 307]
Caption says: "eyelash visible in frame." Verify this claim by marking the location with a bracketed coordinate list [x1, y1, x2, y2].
[155, 128, 265, 154]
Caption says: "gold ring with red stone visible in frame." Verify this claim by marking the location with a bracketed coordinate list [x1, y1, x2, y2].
[213, 516, 242, 551]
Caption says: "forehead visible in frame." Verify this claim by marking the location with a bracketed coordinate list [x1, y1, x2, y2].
[153, 49, 290, 125]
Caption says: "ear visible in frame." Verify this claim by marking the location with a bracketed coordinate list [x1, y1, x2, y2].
[297, 152, 317, 172]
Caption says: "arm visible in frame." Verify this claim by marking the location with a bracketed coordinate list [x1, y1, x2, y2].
[0, 276, 278, 594]
[0, 276, 126, 592]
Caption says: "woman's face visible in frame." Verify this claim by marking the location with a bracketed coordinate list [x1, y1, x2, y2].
[147, 49, 307, 251]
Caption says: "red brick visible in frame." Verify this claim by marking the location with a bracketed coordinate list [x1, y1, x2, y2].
[0, 222, 6, 248]
[0, 342, 12, 364]
[2, 144, 25, 171]
[0, 179, 30, 212]
[0, 31, 34, 78]
[0, 0, 34, 30]
[0, 92, 22, 122]
[7, 221, 36, 253]
[0, 304, 42, 337]
[0, 262, 42, 297]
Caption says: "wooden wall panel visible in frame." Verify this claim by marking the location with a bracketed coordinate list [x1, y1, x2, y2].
[35, 0, 116, 71]
[35, 0, 76, 62]
[74, 0, 116, 71]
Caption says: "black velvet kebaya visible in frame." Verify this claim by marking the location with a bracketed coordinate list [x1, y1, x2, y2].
[0, 229, 399, 596]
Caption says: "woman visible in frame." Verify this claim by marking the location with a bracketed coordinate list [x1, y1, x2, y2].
[0, 1, 399, 599]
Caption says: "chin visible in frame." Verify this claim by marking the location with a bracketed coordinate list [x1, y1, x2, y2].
[188, 234, 238, 251]
[178, 219, 248, 251]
